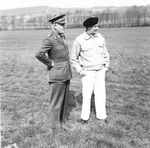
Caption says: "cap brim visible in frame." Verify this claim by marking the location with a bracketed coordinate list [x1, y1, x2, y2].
[48, 14, 65, 23]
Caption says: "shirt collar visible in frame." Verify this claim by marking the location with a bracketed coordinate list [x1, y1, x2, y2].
[48, 31, 65, 45]
[83, 31, 99, 40]
[49, 31, 65, 40]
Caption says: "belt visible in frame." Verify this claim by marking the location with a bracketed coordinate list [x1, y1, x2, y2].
[54, 61, 69, 68]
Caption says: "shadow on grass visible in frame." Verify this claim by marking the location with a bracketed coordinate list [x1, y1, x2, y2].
[67, 90, 95, 120]
[75, 92, 96, 112]
[67, 90, 77, 117]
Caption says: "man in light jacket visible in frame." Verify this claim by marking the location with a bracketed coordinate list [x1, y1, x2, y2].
[70, 17, 110, 124]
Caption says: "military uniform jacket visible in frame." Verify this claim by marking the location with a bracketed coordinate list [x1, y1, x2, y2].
[36, 31, 72, 82]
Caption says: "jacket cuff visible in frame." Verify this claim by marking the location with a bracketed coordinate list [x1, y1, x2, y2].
[77, 68, 83, 74]
[47, 59, 53, 67]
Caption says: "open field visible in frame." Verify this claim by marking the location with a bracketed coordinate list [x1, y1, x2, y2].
[0, 27, 150, 148]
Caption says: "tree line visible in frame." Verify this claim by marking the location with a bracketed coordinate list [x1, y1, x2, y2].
[0, 5, 150, 31]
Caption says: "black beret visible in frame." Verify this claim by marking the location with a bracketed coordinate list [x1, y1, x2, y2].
[83, 17, 99, 28]
[48, 14, 66, 24]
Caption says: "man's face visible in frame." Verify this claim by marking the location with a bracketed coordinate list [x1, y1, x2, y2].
[54, 23, 65, 35]
[88, 24, 99, 35]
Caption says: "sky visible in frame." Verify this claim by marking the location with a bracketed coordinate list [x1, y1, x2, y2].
[0, 0, 150, 10]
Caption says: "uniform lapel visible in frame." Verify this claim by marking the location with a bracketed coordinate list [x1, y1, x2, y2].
[57, 36, 64, 44]
[52, 31, 64, 45]
[62, 36, 69, 55]
[52, 32, 69, 55]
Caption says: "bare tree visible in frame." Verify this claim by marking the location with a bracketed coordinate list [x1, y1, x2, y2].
[37, 16, 46, 29]
[74, 10, 83, 27]
[110, 11, 120, 27]
[1, 15, 8, 30]
[10, 15, 16, 30]
[19, 15, 25, 29]
[141, 6, 148, 25]
[66, 11, 72, 26]
[46, 14, 52, 29]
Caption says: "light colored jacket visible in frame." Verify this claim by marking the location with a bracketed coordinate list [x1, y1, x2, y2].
[70, 31, 110, 73]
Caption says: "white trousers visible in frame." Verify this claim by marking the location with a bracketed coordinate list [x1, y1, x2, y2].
[81, 68, 107, 120]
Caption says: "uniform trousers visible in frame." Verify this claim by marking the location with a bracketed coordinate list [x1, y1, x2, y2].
[81, 68, 107, 120]
[48, 80, 70, 129]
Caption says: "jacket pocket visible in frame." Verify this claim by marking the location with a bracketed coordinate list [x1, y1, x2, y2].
[48, 61, 71, 80]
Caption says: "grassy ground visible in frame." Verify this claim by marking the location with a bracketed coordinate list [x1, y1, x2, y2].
[0, 27, 150, 148]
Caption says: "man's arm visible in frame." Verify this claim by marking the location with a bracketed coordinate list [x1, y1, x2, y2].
[103, 40, 110, 69]
[35, 38, 53, 68]
[70, 39, 83, 74]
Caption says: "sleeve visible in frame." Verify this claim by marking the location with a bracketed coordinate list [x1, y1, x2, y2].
[70, 39, 83, 73]
[35, 38, 53, 68]
[103, 40, 110, 68]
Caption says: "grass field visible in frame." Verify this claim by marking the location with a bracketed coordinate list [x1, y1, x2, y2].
[0, 27, 150, 148]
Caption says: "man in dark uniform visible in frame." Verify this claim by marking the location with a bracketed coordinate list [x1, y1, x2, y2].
[35, 14, 72, 131]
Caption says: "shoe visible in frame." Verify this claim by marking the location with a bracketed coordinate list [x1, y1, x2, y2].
[104, 119, 108, 124]
[61, 122, 71, 131]
[81, 119, 88, 125]
[97, 118, 108, 124]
